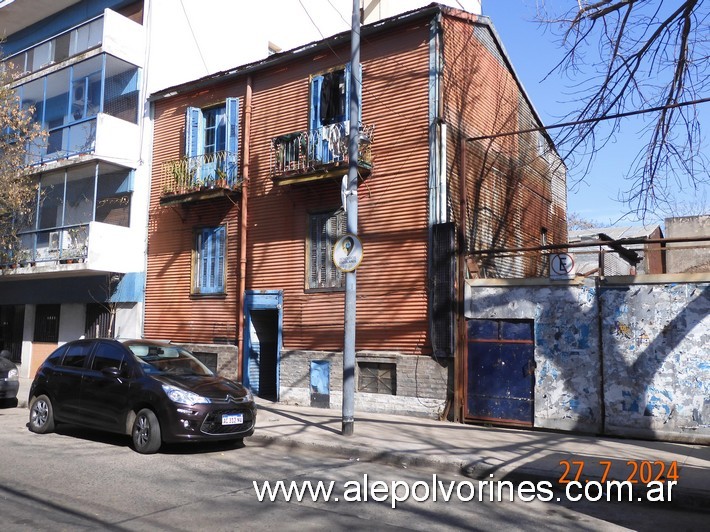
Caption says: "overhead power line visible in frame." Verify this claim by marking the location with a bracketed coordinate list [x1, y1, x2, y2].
[466, 96, 710, 142]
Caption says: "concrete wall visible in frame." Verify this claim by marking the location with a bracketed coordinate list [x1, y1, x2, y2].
[467, 280, 602, 434]
[280, 350, 449, 417]
[601, 282, 710, 442]
[465, 276, 710, 443]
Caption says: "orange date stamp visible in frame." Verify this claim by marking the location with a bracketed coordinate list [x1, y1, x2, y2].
[558, 460, 680, 485]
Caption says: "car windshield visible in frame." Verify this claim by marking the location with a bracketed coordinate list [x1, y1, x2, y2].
[127, 344, 214, 377]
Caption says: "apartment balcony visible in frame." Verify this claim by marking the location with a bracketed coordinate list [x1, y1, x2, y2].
[4, 8, 145, 81]
[0, 222, 142, 278]
[271, 122, 374, 185]
[25, 113, 140, 167]
[159, 151, 241, 206]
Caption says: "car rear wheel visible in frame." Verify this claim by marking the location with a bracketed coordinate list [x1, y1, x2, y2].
[29, 394, 55, 434]
[132, 408, 162, 454]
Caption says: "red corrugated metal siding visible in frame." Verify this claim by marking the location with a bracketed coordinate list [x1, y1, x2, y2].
[145, 85, 244, 343]
[442, 15, 567, 277]
[146, 21, 433, 354]
[247, 24, 433, 354]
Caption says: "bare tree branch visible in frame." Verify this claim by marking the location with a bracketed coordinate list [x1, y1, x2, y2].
[537, 0, 709, 219]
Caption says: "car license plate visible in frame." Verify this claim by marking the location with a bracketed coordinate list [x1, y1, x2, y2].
[222, 413, 243, 425]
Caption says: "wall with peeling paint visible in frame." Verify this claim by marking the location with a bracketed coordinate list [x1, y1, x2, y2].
[465, 278, 710, 444]
[467, 280, 602, 434]
[602, 283, 710, 442]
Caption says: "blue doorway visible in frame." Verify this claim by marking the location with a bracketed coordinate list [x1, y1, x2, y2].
[243, 291, 282, 400]
[465, 319, 535, 426]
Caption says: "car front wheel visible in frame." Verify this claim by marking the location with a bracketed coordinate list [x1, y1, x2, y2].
[132, 408, 162, 454]
[29, 394, 56, 434]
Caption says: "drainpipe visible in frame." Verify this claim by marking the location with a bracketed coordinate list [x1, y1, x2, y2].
[237, 75, 252, 381]
[456, 133, 468, 423]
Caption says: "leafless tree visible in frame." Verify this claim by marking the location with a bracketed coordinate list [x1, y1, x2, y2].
[0, 53, 46, 265]
[537, 0, 710, 219]
[567, 211, 603, 230]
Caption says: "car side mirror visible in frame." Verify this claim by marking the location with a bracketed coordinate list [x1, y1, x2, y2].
[101, 366, 121, 377]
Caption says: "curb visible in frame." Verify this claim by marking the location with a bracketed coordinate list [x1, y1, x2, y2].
[248, 432, 710, 512]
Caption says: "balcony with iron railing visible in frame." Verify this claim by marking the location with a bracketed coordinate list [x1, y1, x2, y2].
[0, 221, 141, 276]
[159, 151, 241, 205]
[271, 122, 374, 185]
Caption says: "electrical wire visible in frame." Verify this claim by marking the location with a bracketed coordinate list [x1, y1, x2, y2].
[467, 96, 710, 142]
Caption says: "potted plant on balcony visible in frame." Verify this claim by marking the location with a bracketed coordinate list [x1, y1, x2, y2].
[168, 162, 197, 194]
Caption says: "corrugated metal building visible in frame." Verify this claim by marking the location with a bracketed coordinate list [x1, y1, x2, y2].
[146, 4, 567, 418]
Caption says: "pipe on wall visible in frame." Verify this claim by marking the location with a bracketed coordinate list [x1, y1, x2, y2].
[237, 75, 253, 380]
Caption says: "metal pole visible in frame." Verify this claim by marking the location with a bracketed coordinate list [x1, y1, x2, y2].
[342, 0, 360, 437]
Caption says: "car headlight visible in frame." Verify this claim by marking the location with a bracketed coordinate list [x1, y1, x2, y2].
[7, 369, 18, 381]
[244, 388, 253, 402]
[162, 384, 211, 406]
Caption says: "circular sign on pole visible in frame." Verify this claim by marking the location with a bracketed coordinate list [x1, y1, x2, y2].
[333, 234, 363, 272]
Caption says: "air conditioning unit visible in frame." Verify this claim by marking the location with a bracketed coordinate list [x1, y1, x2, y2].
[48, 231, 60, 252]
[72, 84, 86, 120]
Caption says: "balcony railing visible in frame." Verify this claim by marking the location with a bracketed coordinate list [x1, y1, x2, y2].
[271, 122, 374, 182]
[0, 222, 140, 274]
[160, 151, 240, 204]
[1, 224, 89, 268]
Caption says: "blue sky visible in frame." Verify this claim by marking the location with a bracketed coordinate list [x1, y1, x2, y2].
[481, 1, 707, 228]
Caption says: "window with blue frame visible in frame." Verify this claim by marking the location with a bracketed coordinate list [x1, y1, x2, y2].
[193, 226, 226, 295]
[185, 98, 240, 186]
[308, 65, 360, 164]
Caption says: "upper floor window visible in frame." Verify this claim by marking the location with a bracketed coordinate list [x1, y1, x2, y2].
[193, 226, 227, 295]
[3, 18, 104, 79]
[308, 210, 345, 290]
[185, 98, 240, 184]
[311, 67, 349, 129]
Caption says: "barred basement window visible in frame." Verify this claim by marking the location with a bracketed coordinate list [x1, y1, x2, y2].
[358, 362, 396, 395]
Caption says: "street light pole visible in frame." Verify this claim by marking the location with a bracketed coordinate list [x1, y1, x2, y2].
[342, 0, 360, 437]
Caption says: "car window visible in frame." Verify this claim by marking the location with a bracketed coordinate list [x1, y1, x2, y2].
[61, 342, 93, 368]
[46, 345, 68, 365]
[127, 344, 213, 377]
[91, 342, 130, 378]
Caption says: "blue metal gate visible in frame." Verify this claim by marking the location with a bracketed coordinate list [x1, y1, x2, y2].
[465, 319, 535, 426]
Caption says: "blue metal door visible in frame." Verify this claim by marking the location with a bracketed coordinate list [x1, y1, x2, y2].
[465, 319, 535, 426]
[243, 291, 282, 400]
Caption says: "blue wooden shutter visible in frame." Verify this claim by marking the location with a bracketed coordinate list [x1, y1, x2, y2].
[214, 226, 225, 292]
[225, 97, 240, 184]
[199, 226, 225, 294]
[344, 63, 351, 123]
[309, 75, 323, 131]
[185, 107, 203, 158]
[343, 63, 362, 125]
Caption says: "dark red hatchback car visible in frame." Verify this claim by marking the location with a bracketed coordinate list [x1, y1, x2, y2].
[28, 339, 256, 453]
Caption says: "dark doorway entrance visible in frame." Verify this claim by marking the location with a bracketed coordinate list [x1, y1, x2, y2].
[465, 319, 535, 426]
[244, 291, 282, 401]
[0, 305, 25, 363]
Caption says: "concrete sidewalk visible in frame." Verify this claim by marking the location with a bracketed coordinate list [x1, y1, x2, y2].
[16, 375, 709, 510]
